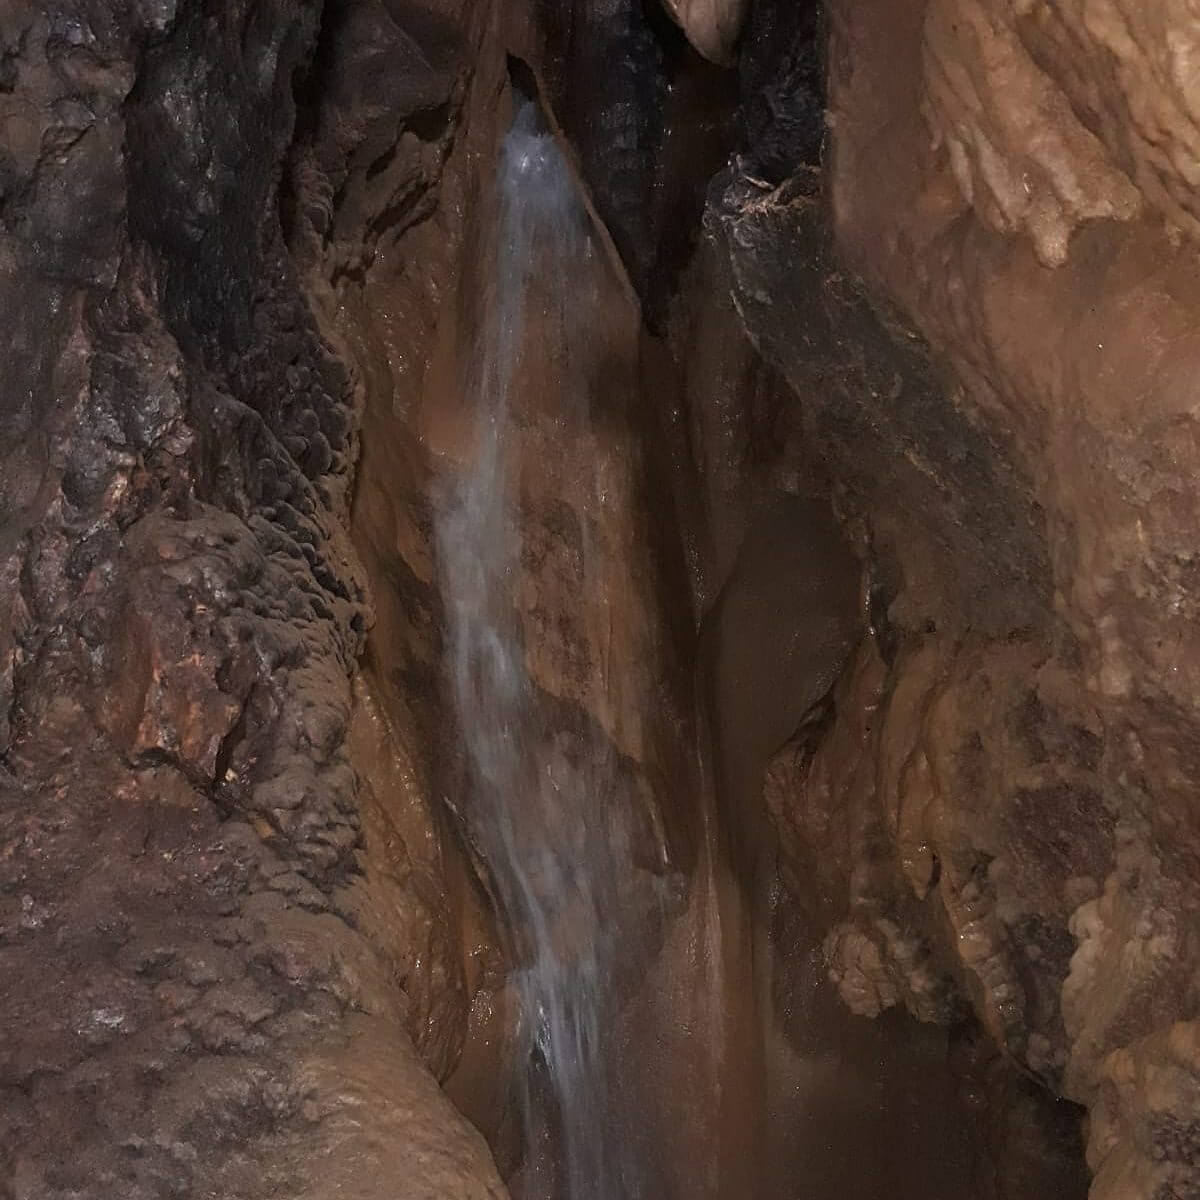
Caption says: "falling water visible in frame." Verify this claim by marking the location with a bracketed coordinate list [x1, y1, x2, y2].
[435, 97, 661, 1199]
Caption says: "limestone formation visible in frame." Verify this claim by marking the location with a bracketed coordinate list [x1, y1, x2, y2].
[3, 0, 1198, 1197]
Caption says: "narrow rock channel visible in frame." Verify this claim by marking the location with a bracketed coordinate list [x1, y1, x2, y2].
[2, 3, 1198, 1199]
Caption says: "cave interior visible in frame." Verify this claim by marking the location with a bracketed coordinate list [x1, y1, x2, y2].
[2, 1, 1199, 1198]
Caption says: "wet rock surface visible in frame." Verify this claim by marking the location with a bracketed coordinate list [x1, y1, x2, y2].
[4, 0, 1200, 1196]
[663, 0, 1200, 1195]
[0, 1, 503, 1196]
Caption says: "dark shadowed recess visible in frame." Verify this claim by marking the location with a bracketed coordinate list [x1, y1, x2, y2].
[522, 0, 828, 327]
[738, 0, 825, 181]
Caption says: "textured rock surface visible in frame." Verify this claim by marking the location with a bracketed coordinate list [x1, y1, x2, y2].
[0, 0, 729, 1193]
[0, 1, 504, 1195]
[1000, 1, 1200, 245]
[921, 0, 1142, 266]
[6, 0, 1199, 1195]
[828, 4, 1200, 1191]
[677, 0, 1200, 1194]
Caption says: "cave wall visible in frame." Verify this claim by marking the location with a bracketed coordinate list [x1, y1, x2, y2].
[4, 0, 1200, 1197]
[0, 2, 503, 1195]
[827, 5, 1200, 1195]
[677, 1, 1200, 1197]
[280, 0, 724, 1189]
[0, 0, 722, 1192]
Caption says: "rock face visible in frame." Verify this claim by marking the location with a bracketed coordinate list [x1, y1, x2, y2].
[311, 7, 714, 1185]
[671, 0, 1200, 1196]
[0, 1, 503, 1196]
[828, 4, 1200, 1196]
[702, 495, 861, 878]
[4, 0, 1200, 1197]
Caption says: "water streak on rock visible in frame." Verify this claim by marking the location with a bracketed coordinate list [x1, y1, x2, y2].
[436, 98, 648, 1200]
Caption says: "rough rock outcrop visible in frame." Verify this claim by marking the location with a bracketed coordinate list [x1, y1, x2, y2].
[681, 0, 1200, 1195]
[0, 2, 504, 1195]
